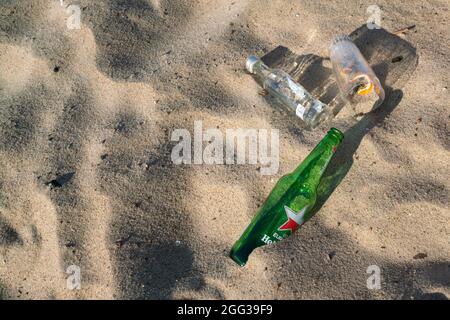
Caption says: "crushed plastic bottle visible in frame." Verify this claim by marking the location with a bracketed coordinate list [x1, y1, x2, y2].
[246, 55, 331, 129]
[330, 35, 385, 115]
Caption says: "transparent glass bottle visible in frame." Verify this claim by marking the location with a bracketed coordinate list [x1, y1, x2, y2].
[330, 35, 385, 114]
[246, 56, 331, 129]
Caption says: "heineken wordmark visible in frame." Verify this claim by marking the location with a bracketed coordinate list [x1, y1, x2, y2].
[230, 128, 344, 266]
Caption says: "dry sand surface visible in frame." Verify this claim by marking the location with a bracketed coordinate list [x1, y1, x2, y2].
[0, 0, 449, 299]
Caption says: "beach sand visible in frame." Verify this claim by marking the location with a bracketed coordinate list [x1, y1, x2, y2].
[0, 0, 449, 299]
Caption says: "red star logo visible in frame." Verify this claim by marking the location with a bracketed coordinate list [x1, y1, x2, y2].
[278, 206, 308, 233]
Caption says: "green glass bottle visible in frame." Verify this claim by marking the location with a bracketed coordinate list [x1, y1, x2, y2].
[230, 128, 344, 266]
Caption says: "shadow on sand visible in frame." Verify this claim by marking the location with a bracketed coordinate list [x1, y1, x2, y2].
[259, 25, 418, 216]
[256, 26, 449, 300]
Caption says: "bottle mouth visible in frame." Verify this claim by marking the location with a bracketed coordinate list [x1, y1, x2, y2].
[328, 127, 344, 143]
[246, 55, 261, 74]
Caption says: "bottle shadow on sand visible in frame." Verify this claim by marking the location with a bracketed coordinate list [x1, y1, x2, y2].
[310, 25, 418, 214]
[311, 86, 403, 215]
[256, 26, 447, 299]
[258, 25, 419, 215]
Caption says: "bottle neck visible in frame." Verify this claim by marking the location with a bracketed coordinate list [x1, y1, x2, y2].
[293, 128, 343, 189]
[252, 60, 272, 81]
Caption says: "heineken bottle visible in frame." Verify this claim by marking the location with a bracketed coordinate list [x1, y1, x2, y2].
[230, 128, 344, 266]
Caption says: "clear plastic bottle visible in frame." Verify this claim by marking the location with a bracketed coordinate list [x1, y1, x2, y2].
[246, 56, 331, 129]
[330, 35, 385, 114]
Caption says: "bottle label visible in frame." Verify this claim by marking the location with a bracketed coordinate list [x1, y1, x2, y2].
[296, 104, 306, 120]
[260, 205, 309, 245]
